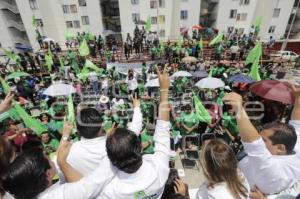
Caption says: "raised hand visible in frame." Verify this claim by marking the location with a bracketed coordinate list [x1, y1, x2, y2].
[174, 178, 187, 197]
[156, 65, 170, 91]
[223, 92, 243, 114]
[62, 117, 73, 136]
[131, 93, 140, 108]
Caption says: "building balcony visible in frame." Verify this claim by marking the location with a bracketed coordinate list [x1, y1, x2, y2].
[12, 36, 29, 45]
[7, 20, 25, 32]
[0, 0, 19, 14]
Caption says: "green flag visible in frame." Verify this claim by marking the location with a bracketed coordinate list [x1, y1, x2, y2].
[145, 16, 151, 32]
[246, 42, 262, 65]
[209, 33, 224, 46]
[14, 104, 47, 135]
[32, 15, 38, 28]
[255, 16, 263, 33]
[249, 57, 261, 81]
[79, 39, 90, 56]
[84, 60, 103, 73]
[0, 77, 10, 94]
[199, 37, 203, 50]
[45, 54, 53, 72]
[4, 49, 18, 62]
[193, 94, 211, 124]
[87, 31, 94, 41]
[65, 30, 75, 39]
[208, 67, 214, 77]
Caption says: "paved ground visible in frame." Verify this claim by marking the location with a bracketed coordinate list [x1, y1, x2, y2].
[174, 152, 205, 189]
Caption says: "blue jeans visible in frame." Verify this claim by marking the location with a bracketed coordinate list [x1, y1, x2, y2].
[92, 81, 99, 93]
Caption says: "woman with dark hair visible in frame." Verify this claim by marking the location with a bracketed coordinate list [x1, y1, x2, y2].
[197, 139, 249, 199]
[0, 137, 15, 199]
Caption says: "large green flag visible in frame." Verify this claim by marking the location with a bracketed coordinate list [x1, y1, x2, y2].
[32, 15, 38, 28]
[79, 39, 90, 56]
[14, 104, 47, 135]
[246, 42, 262, 65]
[193, 94, 212, 124]
[249, 57, 261, 81]
[255, 16, 263, 34]
[209, 33, 224, 46]
[145, 16, 151, 32]
[84, 60, 103, 73]
[87, 31, 94, 41]
[0, 77, 10, 94]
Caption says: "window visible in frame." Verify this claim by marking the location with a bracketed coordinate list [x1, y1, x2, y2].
[158, 15, 165, 24]
[73, 20, 80, 28]
[66, 21, 73, 28]
[227, 26, 234, 33]
[131, 0, 139, 5]
[240, 0, 250, 5]
[159, 0, 165, 7]
[150, 0, 158, 9]
[78, 0, 86, 6]
[159, 29, 165, 37]
[70, 4, 77, 13]
[229, 9, 237, 18]
[180, 10, 188, 20]
[236, 13, 247, 21]
[273, 8, 281, 18]
[29, 0, 38, 10]
[81, 16, 90, 25]
[62, 5, 70, 14]
[151, 17, 157, 24]
[132, 13, 140, 23]
[268, 26, 276, 33]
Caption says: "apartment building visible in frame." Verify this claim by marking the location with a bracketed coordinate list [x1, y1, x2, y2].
[0, 0, 298, 51]
[214, 0, 295, 41]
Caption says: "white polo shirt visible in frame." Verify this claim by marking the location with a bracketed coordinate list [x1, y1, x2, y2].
[239, 120, 300, 195]
[66, 107, 143, 177]
[98, 120, 171, 199]
[38, 158, 116, 199]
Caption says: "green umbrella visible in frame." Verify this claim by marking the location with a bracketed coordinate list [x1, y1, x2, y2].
[7, 72, 30, 80]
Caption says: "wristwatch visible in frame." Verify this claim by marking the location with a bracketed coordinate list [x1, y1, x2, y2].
[61, 135, 69, 142]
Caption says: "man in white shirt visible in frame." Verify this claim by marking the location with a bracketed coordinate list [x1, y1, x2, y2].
[99, 67, 171, 199]
[67, 99, 143, 177]
[223, 87, 300, 196]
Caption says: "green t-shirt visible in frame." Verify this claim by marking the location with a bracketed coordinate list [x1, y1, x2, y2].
[43, 138, 59, 153]
[180, 112, 199, 135]
[113, 114, 128, 128]
[141, 129, 154, 154]
[222, 112, 239, 135]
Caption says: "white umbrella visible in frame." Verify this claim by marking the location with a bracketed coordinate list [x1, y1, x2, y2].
[43, 83, 76, 96]
[145, 78, 173, 87]
[43, 38, 54, 43]
[195, 77, 225, 89]
[171, 71, 192, 78]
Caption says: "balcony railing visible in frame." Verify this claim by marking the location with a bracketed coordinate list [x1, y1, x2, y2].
[0, 0, 19, 13]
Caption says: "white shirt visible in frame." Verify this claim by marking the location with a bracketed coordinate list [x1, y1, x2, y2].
[38, 159, 116, 199]
[196, 177, 250, 199]
[126, 77, 138, 91]
[67, 107, 143, 177]
[239, 120, 300, 195]
[98, 120, 171, 199]
[101, 79, 109, 89]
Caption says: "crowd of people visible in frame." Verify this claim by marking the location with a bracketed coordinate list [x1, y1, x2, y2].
[0, 25, 299, 199]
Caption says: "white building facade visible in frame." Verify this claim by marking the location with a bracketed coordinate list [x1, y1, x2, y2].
[0, 0, 298, 51]
[215, 0, 295, 41]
